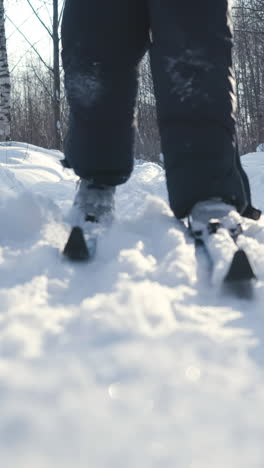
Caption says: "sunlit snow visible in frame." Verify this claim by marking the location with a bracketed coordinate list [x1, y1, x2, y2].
[0, 142, 264, 468]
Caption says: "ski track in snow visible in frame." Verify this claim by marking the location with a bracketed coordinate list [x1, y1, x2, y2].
[0, 143, 264, 467]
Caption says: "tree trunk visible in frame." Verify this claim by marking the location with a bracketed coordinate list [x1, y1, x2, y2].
[53, 0, 61, 149]
[0, 0, 11, 141]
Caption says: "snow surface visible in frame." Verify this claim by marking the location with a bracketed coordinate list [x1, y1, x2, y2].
[0, 142, 264, 467]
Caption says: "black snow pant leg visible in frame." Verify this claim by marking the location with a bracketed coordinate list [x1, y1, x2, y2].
[61, 0, 149, 186]
[149, 0, 250, 218]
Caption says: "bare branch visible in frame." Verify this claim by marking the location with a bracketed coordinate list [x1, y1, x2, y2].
[25, 0, 52, 38]
[31, 64, 53, 99]
[5, 14, 53, 73]
[10, 39, 42, 73]
[58, 0, 66, 25]
[6, 3, 46, 41]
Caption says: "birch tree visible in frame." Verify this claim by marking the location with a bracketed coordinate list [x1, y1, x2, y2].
[0, 0, 11, 141]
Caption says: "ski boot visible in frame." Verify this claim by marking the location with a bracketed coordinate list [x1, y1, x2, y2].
[63, 179, 115, 261]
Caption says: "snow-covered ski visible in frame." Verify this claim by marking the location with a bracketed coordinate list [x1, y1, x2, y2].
[63, 199, 257, 299]
[188, 200, 256, 298]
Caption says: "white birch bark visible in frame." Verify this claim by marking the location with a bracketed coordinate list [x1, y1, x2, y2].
[0, 0, 11, 141]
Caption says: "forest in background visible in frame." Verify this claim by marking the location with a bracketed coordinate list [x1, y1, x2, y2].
[1, 0, 264, 161]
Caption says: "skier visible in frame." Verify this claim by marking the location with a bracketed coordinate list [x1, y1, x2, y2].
[61, 0, 261, 260]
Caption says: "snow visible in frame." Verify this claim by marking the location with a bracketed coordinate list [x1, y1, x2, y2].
[0, 142, 264, 467]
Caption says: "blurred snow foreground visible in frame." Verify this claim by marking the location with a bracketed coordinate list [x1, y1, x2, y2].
[1, 142, 264, 467]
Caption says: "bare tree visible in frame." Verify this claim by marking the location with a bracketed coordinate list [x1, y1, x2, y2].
[8, 0, 64, 149]
[10, 56, 68, 148]
[26, 0, 63, 149]
[233, 0, 264, 153]
[52, 0, 61, 149]
[136, 53, 161, 163]
[0, 0, 11, 141]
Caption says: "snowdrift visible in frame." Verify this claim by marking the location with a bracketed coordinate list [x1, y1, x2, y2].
[0, 142, 264, 468]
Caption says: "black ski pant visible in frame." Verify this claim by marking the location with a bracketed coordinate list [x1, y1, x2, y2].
[61, 0, 251, 219]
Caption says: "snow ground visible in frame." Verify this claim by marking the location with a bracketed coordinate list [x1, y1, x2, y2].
[0, 142, 264, 467]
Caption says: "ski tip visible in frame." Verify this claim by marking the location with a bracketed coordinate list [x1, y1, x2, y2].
[225, 249, 256, 282]
[224, 249, 256, 299]
[63, 226, 90, 261]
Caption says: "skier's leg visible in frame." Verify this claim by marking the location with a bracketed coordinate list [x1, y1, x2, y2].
[61, 0, 149, 186]
[149, 0, 250, 218]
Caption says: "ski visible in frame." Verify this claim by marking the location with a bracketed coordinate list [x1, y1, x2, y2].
[223, 248, 256, 298]
[63, 225, 97, 261]
[188, 201, 257, 298]
[63, 211, 107, 262]
[63, 210, 113, 262]
[63, 196, 257, 298]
